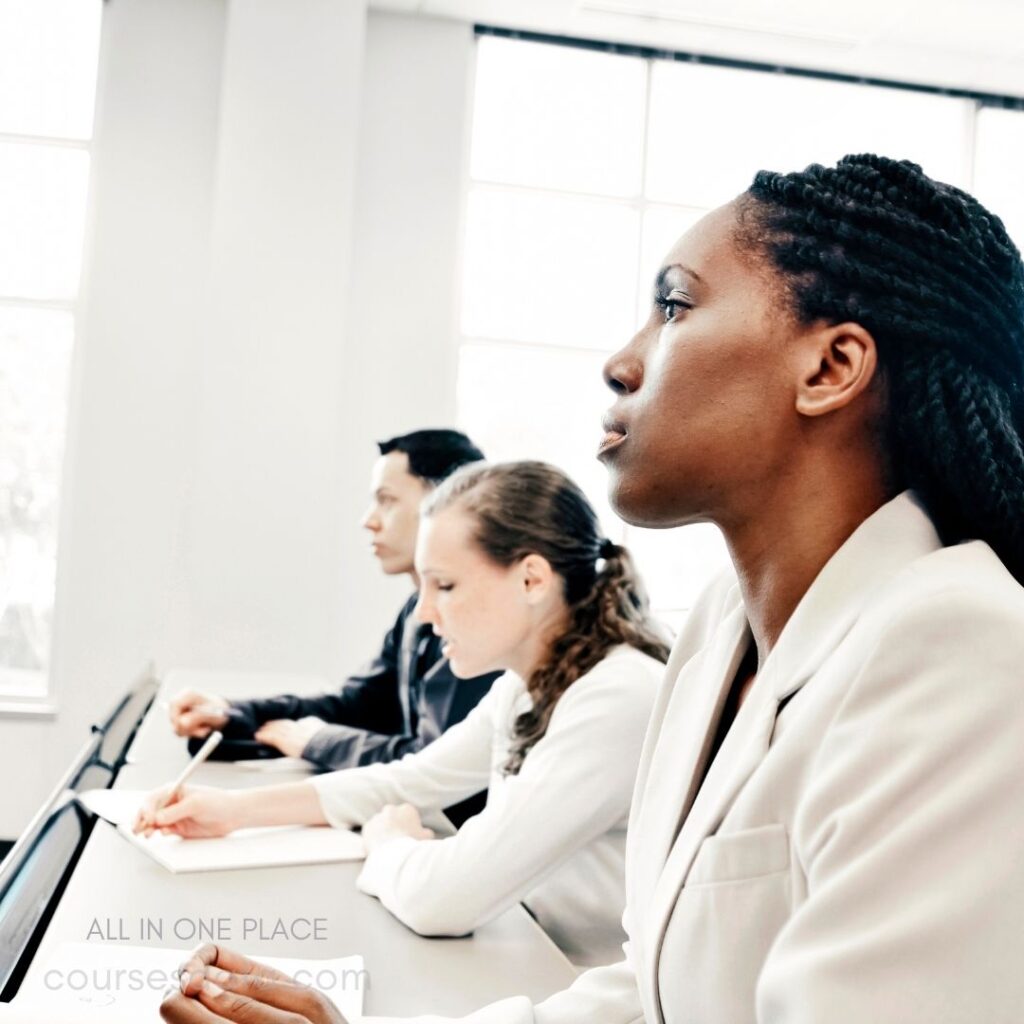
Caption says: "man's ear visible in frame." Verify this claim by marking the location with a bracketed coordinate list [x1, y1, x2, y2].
[795, 321, 879, 418]
[521, 554, 555, 604]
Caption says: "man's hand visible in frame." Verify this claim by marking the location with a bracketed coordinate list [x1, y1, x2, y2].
[362, 803, 435, 853]
[169, 690, 230, 738]
[254, 717, 326, 757]
[160, 944, 349, 1023]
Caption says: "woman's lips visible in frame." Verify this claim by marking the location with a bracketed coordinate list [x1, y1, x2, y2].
[598, 430, 627, 455]
[598, 414, 628, 456]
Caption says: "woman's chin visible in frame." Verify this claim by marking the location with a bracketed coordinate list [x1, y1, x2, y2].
[447, 654, 470, 677]
[448, 653, 494, 679]
[608, 479, 662, 529]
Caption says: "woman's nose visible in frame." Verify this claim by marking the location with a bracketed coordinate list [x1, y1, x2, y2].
[413, 592, 434, 624]
[603, 330, 644, 395]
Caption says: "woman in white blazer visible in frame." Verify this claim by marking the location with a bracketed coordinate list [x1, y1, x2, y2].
[161, 155, 1024, 1024]
[137, 460, 669, 968]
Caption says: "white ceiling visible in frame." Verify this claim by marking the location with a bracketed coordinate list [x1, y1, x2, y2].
[370, 0, 1024, 97]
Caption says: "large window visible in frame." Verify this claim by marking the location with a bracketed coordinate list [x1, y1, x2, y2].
[458, 33, 1023, 628]
[0, 0, 102, 696]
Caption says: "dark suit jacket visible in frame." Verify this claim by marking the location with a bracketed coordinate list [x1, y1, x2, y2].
[223, 594, 499, 776]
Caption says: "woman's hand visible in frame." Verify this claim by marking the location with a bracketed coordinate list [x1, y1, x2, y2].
[160, 945, 349, 1023]
[362, 803, 435, 852]
[169, 690, 230, 738]
[254, 717, 326, 757]
[132, 785, 245, 839]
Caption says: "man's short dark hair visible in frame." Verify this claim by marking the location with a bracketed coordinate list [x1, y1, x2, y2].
[377, 429, 485, 485]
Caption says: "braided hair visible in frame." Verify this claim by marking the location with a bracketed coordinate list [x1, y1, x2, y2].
[735, 154, 1024, 581]
[422, 461, 670, 775]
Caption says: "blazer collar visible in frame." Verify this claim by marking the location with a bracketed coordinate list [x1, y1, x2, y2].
[758, 489, 942, 703]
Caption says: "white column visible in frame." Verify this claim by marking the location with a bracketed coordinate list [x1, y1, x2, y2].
[335, 12, 477, 658]
[183, 0, 369, 675]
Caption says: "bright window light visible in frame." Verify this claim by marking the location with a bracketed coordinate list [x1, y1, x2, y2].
[973, 107, 1024, 250]
[624, 522, 731, 629]
[471, 37, 647, 198]
[0, 0, 103, 140]
[0, 0, 102, 696]
[0, 308, 74, 685]
[646, 62, 974, 207]
[0, 142, 91, 301]
[457, 341, 618, 537]
[461, 187, 641, 350]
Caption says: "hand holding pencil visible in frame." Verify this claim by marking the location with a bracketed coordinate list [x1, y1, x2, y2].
[132, 731, 241, 839]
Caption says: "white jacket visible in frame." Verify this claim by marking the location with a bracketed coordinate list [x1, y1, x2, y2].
[313, 645, 663, 967]
[367, 491, 1024, 1024]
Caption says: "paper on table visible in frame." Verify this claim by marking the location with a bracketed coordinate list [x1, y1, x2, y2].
[77, 789, 365, 872]
[77, 788, 145, 829]
[119, 821, 366, 873]
[12, 942, 365, 1022]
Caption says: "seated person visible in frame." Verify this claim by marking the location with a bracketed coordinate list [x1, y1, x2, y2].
[168, 429, 499, 776]
[138, 461, 670, 968]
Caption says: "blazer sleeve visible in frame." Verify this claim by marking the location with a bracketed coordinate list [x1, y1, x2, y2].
[757, 583, 1024, 1023]
[310, 683, 500, 826]
[225, 601, 410, 740]
[298, 722, 427, 770]
[353, 655, 659, 939]
[359, 951, 644, 1024]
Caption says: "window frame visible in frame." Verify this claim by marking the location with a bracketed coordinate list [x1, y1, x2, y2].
[0, 101, 96, 708]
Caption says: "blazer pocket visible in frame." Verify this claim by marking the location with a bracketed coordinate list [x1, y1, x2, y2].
[686, 822, 789, 887]
[659, 824, 791, 1024]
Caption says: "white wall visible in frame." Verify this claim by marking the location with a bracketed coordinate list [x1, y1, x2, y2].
[182, 0, 368, 674]
[0, 4, 475, 838]
[338, 12, 475, 649]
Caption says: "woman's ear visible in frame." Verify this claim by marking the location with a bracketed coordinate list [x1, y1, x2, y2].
[795, 321, 879, 418]
[520, 554, 555, 605]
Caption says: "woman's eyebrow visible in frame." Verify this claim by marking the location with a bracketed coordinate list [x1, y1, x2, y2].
[655, 263, 703, 292]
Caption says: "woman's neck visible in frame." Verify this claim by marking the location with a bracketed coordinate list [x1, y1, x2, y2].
[722, 468, 893, 669]
[505, 603, 571, 684]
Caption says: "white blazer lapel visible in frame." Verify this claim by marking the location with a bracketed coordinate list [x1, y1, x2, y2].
[632, 604, 749, 1019]
[645, 664, 780, 1021]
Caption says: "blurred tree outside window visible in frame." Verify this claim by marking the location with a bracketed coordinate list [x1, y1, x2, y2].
[0, 0, 102, 693]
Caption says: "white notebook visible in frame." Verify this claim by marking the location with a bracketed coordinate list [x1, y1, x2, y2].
[77, 789, 365, 873]
[12, 942, 365, 1022]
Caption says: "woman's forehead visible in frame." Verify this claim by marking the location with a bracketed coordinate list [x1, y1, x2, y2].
[420, 506, 475, 550]
[659, 202, 749, 288]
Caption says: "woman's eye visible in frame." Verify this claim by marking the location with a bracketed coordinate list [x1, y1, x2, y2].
[657, 296, 692, 323]
[437, 583, 454, 592]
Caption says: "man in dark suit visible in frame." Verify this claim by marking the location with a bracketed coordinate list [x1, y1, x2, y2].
[168, 430, 499, 780]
